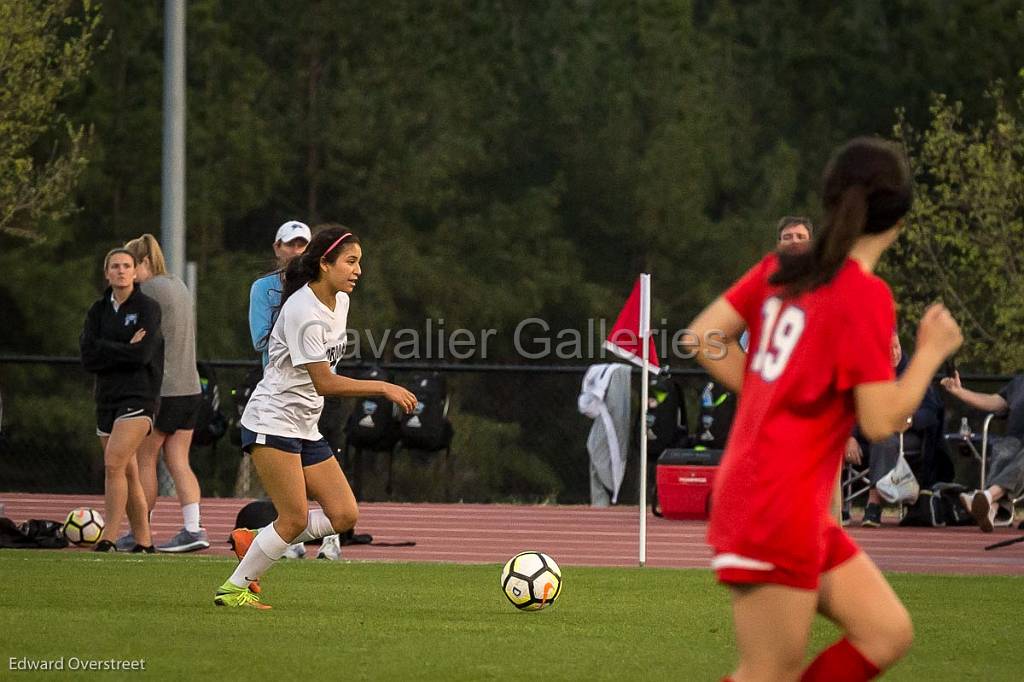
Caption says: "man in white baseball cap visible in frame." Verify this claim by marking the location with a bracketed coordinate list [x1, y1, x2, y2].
[273, 220, 312, 265]
[250, 220, 310, 367]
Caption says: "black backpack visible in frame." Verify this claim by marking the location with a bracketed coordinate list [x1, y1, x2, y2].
[228, 366, 263, 447]
[645, 375, 688, 458]
[344, 367, 401, 451]
[192, 362, 227, 447]
[0, 518, 68, 549]
[899, 483, 976, 527]
[399, 373, 453, 452]
[319, 397, 348, 455]
[695, 382, 737, 449]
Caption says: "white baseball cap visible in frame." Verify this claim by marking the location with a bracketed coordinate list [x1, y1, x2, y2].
[275, 220, 311, 244]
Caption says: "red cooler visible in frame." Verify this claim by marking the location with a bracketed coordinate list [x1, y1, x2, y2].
[656, 448, 723, 520]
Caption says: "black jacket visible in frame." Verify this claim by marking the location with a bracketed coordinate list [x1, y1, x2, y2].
[852, 355, 949, 486]
[80, 287, 164, 410]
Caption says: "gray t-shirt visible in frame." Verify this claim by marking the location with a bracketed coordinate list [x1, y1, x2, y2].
[140, 275, 201, 397]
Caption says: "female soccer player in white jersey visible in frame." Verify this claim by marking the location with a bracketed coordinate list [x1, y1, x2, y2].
[687, 137, 962, 681]
[215, 226, 417, 609]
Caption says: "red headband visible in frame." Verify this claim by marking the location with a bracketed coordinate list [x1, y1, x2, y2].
[322, 232, 353, 257]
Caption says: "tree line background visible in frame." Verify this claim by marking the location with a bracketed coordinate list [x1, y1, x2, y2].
[1, 0, 1022, 502]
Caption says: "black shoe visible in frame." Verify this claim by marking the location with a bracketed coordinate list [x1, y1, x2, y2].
[861, 503, 882, 528]
[93, 539, 116, 552]
[130, 544, 155, 554]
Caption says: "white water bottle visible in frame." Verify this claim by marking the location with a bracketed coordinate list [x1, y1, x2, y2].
[959, 417, 971, 438]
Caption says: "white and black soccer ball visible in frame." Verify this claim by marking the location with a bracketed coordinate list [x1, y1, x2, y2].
[62, 508, 105, 546]
[500, 551, 562, 611]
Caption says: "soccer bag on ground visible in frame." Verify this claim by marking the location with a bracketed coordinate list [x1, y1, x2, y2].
[0, 518, 68, 549]
[344, 367, 401, 451]
[234, 499, 277, 530]
[645, 375, 689, 458]
[399, 373, 453, 452]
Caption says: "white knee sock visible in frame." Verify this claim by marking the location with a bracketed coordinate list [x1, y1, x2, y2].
[227, 523, 290, 588]
[182, 503, 201, 532]
[291, 509, 336, 544]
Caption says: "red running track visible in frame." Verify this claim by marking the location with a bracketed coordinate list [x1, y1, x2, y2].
[2, 493, 1022, 575]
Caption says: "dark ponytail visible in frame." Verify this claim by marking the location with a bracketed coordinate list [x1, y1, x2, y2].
[279, 224, 359, 306]
[770, 137, 912, 295]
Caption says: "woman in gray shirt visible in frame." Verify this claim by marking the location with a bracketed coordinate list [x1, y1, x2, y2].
[123, 234, 209, 552]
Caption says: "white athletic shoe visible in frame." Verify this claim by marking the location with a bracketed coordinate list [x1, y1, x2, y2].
[971, 491, 996, 532]
[316, 534, 342, 560]
[282, 542, 306, 559]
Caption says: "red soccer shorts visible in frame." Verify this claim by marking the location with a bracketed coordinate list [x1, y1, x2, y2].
[712, 524, 860, 591]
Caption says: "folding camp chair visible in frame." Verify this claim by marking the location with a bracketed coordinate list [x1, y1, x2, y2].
[945, 414, 1022, 525]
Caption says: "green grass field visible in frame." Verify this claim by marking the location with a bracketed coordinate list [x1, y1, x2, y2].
[0, 552, 1019, 680]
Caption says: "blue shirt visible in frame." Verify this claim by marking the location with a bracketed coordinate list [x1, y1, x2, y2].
[249, 272, 283, 367]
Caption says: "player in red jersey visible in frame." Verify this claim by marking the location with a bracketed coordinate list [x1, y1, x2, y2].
[687, 137, 962, 682]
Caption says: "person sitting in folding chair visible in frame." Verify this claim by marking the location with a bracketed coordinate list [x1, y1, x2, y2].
[941, 371, 1024, 532]
[844, 332, 945, 527]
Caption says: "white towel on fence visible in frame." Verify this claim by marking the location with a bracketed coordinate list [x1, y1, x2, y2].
[578, 363, 631, 504]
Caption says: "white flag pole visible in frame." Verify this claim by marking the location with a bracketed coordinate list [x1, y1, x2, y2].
[638, 273, 652, 567]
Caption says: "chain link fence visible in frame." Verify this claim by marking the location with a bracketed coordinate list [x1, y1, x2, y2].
[0, 355, 1006, 503]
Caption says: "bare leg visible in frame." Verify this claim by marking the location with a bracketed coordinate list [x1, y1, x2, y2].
[100, 418, 153, 545]
[136, 429, 166, 512]
[222, 447, 307, 590]
[728, 583, 817, 682]
[303, 457, 359, 534]
[251, 447, 308, 542]
[163, 429, 201, 509]
[123, 455, 152, 546]
[815, 552, 913, 671]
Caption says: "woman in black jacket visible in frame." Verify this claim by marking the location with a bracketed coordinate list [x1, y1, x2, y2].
[80, 248, 163, 552]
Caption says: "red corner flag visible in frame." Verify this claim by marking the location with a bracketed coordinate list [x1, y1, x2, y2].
[603, 275, 659, 372]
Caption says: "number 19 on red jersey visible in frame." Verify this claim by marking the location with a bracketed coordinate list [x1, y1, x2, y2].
[750, 296, 806, 382]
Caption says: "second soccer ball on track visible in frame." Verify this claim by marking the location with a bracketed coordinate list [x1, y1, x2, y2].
[500, 551, 562, 611]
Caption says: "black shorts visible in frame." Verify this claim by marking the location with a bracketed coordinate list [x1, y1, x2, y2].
[96, 405, 154, 437]
[154, 393, 203, 434]
[240, 426, 334, 467]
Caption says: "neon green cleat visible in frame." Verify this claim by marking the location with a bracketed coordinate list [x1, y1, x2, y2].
[214, 581, 271, 610]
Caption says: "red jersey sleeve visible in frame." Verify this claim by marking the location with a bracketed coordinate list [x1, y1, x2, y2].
[835, 275, 896, 391]
[724, 254, 775, 327]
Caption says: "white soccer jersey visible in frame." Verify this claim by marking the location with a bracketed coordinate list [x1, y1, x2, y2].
[241, 285, 349, 440]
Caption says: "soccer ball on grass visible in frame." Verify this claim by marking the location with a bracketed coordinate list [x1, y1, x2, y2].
[62, 508, 105, 546]
[500, 551, 562, 611]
